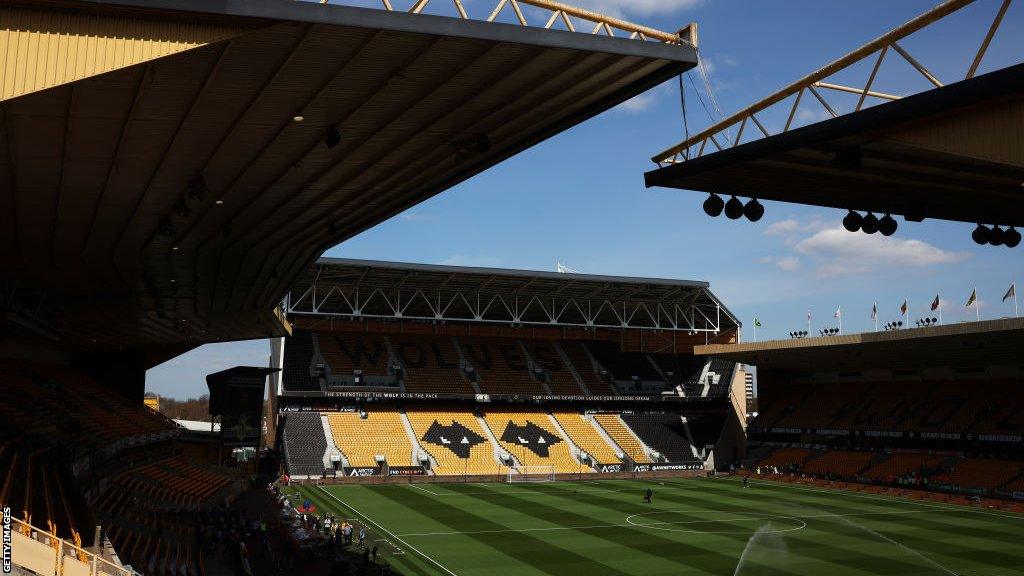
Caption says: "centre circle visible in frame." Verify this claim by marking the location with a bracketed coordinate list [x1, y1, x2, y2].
[625, 510, 807, 534]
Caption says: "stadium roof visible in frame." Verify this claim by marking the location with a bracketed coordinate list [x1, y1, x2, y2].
[645, 62, 1024, 227]
[0, 0, 698, 357]
[286, 258, 739, 333]
[694, 318, 1024, 372]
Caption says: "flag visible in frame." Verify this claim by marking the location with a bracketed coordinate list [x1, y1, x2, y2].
[834, 306, 841, 318]
[930, 295, 940, 311]
[1003, 283, 1016, 303]
[754, 317, 762, 328]
[900, 300, 907, 316]
[966, 289, 977, 307]
[806, 310, 811, 322]
[870, 303, 877, 320]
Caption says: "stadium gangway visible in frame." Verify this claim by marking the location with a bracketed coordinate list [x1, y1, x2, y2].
[306, 0, 698, 46]
[10, 516, 138, 576]
[652, 0, 1015, 165]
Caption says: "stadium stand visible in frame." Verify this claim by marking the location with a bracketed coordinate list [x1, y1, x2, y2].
[483, 408, 583, 473]
[685, 413, 726, 452]
[620, 413, 698, 463]
[557, 341, 618, 395]
[860, 453, 947, 481]
[593, 413, 651, 463]
[281, 412, 328, 477]
[800, 450, 875, 479]
[460, 338, 549, 395]
[405, 407, 503, 475]
[585, 342, 663, 383]
[705, 359, 736, 397]
[392, 335, 477, 394]
[525, 341, 586, 395]
[281, 330, 320, 391]
[550, 411, 622, 466]
[933, 458, 1024, 491]
[326, 410, 413, 468]
[316, 333, 396, 387]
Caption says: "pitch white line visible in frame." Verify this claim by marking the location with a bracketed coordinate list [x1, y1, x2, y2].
[394, 508, 953, 537]
[410, 484, 443, 496]
[315, 486, 459, 576]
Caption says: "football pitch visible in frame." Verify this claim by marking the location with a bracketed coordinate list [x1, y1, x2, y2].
[296, 477, 1024, 576]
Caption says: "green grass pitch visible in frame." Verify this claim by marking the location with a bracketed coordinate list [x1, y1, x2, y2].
[295, 477, 1024, 575]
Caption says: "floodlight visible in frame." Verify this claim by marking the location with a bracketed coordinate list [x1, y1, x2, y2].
[743, 198, 765, 222]
[861, 213, 879, 234]
[878, 214, 897, 236]
[989, 225, 1005, 246]
[703, 193, 724, 217]
[724, 196, 744, 219]
[1004, 227, 1021, 248]
[972, 224, 990, 245]
[842, 211, 862, 232]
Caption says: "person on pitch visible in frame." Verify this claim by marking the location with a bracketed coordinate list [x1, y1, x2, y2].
[644, 488, 653, 503]
[742, 476, 750, 488]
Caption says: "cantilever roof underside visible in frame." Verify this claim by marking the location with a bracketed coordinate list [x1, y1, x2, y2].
[0, 0, 697, 354]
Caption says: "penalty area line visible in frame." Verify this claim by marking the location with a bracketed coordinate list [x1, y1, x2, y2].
[315, 486, 458, 576]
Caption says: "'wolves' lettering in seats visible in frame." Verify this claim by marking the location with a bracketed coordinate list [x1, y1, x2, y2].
[423, 421, 486, 457]
[500, 421, 562, 456]
[337, 336, 384, 367]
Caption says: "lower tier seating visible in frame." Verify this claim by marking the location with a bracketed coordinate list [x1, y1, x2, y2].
[326, 409, 412, 468]
[593, 414, 651, 463]
[551, 411, 621, 465]
[483, 408, 583, 473]
[405, 407, 503, 475]
[620, 413, 697, 463]
[282, 412, 327, 477]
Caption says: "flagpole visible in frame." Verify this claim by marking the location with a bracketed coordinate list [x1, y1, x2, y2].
[838, 306, 842, 335]
[1015, 283, 1019, 318]
[938, 299, 942, 325]
[975, 286, 981, 321]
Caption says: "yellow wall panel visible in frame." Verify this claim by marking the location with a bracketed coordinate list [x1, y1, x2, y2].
[0, 6, 245, 100]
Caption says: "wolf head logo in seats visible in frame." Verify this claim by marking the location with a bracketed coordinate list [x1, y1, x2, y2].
[499, 421, 562, 457]
[422, 421, 486, 458]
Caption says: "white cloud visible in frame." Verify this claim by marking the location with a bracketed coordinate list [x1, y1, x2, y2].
[759, 255, 801, 271]
[794, 227, 970, 277]
[569, 0, 704, 18]
[796, 108, 832, 124]
[764, 219, 800, 235]
[618, 92, 657, 113]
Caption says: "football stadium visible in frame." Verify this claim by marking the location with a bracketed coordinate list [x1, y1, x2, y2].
[2, 0, 1023, 575]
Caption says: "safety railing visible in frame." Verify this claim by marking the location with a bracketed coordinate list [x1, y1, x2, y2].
[311, 0, 697, 46]
[9, 516, 137, 576]
[652, 0, 1014, 165]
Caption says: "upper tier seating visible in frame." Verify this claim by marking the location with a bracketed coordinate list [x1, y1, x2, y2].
[705, 359, 736, 397]
[405, 407, 502, 475]
[0, 439, 85, 549]
[593, 414, 650, 463]
[317, 333, 393, 384]
[524, 341, 585, 395]
[551, 411, 621, 465]
[282, 412, 327, 477]
[585, 342, 663, 382]
[557, 341, 617, 395]
[459, 338, 548, 395]
[483, 408, 583, 473]
[620, 413, 697, 463]
[326, 410, 412, 468]
[282, 330, 320, 391]
[391, 336, 476, 394]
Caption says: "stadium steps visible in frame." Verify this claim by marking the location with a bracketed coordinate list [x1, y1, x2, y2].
[620, 413, 699, 464]
[476, 414, 521, 467]
[583, 412, 627, 461]
[320, 414, 346, 470]
[398, 409, 437, 474]
[383, 337, 406, 393]
[450, 338, 483, 395]
[544, 412, 588, 467]
[518, 341, 554, 395]
[553, 342, 592, 395]
[579, 344, 620, 395]
[593, 413, 654, 464]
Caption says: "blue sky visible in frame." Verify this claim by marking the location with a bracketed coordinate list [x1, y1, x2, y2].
[146, 0, 1024, 399]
